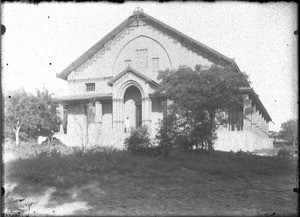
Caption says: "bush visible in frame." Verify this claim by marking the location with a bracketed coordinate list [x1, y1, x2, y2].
[155, 111, 216, 157]
[155, 112, 178, 157]
[124, 126, 152, 155]
[6, 147, 131, 187]
[277, 148, 293, 158]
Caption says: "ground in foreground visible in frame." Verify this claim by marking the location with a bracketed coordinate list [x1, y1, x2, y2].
[3, 141, 298, 216]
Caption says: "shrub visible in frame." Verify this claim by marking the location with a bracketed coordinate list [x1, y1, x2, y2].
[86, 145, 117, 153]
[155, 111, 179, 157]
[155, 111, 216, 157]
[124, 126, 152, 155]
[277, 148, 293, 158]
[236, 149, 252, 157]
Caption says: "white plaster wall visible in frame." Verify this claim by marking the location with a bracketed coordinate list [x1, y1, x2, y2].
[67, 79, 112, 95]
[214, 127, 273, 152]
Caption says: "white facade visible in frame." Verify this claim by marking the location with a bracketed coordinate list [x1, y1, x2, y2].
[57, 10, 272, 151]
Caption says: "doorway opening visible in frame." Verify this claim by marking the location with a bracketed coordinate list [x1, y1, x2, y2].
[123, 86, 142, 132]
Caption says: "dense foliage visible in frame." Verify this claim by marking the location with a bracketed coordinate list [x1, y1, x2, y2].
[33, 89, 61, 140]
[4, 88, 61, 145]
[155, 65, 250, 152]
[278, 119, 298, 145]
[5, 89, 38, 144]
[124, 126, 152, 155]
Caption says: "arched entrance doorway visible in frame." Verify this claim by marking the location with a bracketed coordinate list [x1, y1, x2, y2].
[123, 86, 142, 132]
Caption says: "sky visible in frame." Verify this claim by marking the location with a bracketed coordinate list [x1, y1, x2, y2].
[2, 2, 298, 132]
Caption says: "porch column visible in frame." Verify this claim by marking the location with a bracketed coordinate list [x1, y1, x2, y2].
[142, 97, 152, 132]
[58, 104, 64, 133]
[113, 98, 124, 133]
[95, 101, 103, 124]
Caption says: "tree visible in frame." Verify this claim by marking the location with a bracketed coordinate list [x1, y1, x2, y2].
[4, 88, 61, 145]
[4, 89, 37, 145]
[155, 64, 250, 151]
[278, 119, 298, 145]
[32, 89, 61, 144]
[72, 103, 90, 152]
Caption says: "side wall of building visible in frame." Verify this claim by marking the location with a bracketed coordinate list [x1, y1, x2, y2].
[214, 129, 273, 152]
[214, 94, 272, 151]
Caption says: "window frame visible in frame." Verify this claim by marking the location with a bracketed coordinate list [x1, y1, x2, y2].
[136, 48, 148, 69]
[85, 83, 95, 92]
[152, 57, 160, 73]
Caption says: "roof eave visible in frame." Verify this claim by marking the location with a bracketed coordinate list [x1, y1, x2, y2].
[240, 88, 272, 122]
[107, 66, 159, 87]
[54, 94, 113, 102]
[56, 16, 136, 80]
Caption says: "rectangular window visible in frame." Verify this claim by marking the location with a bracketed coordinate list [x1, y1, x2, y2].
[125, 59, 132, 68]
[86, 83, 95, 91]
[152, 57, 159, 73]
[136, 49, 148, 69]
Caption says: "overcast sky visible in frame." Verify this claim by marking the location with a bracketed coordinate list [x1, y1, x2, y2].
[2, 2, 298, 131]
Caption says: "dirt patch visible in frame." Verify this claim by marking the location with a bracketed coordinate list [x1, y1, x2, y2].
[4, 185, 91, 216]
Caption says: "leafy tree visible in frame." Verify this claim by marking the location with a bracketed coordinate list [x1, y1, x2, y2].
[155, 65, 250, 151]
[4, 88, 61, 145]
[32, 89, 61, 143]
[278, 119, 298, 145]
[4, 89, 37, 145]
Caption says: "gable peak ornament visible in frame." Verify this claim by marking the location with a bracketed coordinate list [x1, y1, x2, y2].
[133, 6, 144, 14]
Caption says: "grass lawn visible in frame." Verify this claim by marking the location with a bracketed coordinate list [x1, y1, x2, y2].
[3, 140, 298, 216]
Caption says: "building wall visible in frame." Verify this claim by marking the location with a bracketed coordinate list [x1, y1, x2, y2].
[67, 78, 112, 96]
[214, 128, 273, 152]
[66, 95, 272, 151]
[243, 94, 270, 138]
[67, 102, 87, 147]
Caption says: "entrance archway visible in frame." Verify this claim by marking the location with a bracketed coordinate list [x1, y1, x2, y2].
[123, 86, 142, 132]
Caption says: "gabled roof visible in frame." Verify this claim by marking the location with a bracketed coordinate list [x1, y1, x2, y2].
[57, 10, 240, 80]
[107, 66, 159, 86]
[239, 87, 272, 122]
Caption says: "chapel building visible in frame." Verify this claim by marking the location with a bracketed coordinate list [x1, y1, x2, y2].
[56, 8, 273, 151]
